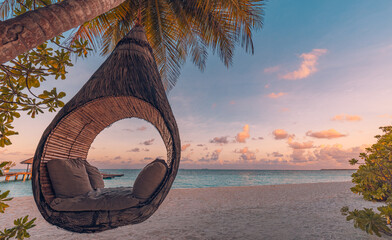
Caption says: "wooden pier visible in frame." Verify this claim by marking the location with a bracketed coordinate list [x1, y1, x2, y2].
[101, 173, 124, 179]
[4, 172, 32, 182]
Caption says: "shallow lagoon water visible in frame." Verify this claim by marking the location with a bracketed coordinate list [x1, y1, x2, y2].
[0, 169, 355, 197]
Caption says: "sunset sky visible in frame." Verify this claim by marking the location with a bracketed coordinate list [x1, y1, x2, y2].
[2, 0, 392, 170]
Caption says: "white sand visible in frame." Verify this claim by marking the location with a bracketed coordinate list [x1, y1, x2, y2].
[0, 182, 389, 239]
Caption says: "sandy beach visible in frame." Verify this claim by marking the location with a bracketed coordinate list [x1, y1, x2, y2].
[0, 182, 388, 240]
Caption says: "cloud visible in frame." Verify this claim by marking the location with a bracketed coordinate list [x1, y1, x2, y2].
[288, 144, 365, 164]
[306, 129, 346, 139]
[123, 126, 147, 132]
[197, 144, 205, 147]
[137, 126, 147, 131]
[90, 159, 134, 169]
[181, 157, 193, 162]
[312, 144, 365, 163]
[287, 137, 314, 149]
[331, 114, 362, 122]
[280, 108, 290, 112]
[252, 137, 264, 140]
[273, 129, 289, 140]
[0, 150, 28, 156]
[143, 157, 154, 162]
[114, 156, 122, 160]
[198, 149, 222, 163]
[379, 114, 392, 119]
[264, 84, 270, 88]
[259, 159, 288, 165]
[271, 152, 284, 157]
[236, 124, 250, 143]
[264, 65, 280, 73]
[140, 138, 155, 145]
[181, 152, 195, 162]
[127, 148, 140, 152]
[230, 100, 236, 105]
[181, 144, 191, 151]
[210, 136, 229, 144]
[290, 149, 315, 163]
[281, 49, 327, 80]
[267, 92, 287, 99]
[235, 147, 256, 162]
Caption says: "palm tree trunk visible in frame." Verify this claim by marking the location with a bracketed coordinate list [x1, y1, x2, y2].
[0, 0, 125, 64]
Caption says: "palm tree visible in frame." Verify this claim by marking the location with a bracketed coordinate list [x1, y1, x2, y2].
[0, 0, 264, 89]
[0, 0, 126, 64]
[70, 0, 264, 89]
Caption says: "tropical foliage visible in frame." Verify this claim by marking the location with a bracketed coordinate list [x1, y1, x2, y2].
[350, 126, 392, 201]
[343, 126, 392, 237]
[0, 0, 92, 146]
[70, 0, 264, 90]
[0, 161, 36, 240]
[0, 0, 263, 147]
[1, 162, 16, 171]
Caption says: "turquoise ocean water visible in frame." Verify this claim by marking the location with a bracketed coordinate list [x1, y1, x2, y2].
[0, 169, 356, 197]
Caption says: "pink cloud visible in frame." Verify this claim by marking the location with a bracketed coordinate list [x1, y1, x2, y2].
[181, 144, 191, 151]
[210, 136, 229, 144]
[235, 147, 256, 162]
[287, 137, 314, 149]
[286, 144, 367, 165]
[267, 92, 287, 99]
[127, 148, 140, 152]
[379, 114, 392, 119]
[313, 144, 365, 163]
[137, 126, 147, 131]
[306, 129, 346, 139]
[198, 149, 222, 163]
[264, 65, 280, 73]
[272, 129, 288, 140]
[281, 49, 327, 80]
[140, 138, 155, 145]
[230, 100, 236, 105]
[290, 149, 315, 163]
[236, 124, 250, 143]
[271, 152, 284, 158]
[331, 114, 362, 122]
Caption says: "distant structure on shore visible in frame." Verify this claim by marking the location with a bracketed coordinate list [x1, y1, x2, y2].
[2, 157, 33, 182]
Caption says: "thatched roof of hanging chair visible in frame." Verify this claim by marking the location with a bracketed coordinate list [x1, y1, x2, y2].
[32, 25, 181, 233]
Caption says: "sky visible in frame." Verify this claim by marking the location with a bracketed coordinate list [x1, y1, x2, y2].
[2, 0, 392, 170]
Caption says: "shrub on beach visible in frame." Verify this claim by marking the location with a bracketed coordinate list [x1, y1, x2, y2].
[0, 161, 36, 240]
[342, 126, 392, 237]
[350, 126, 392, 202]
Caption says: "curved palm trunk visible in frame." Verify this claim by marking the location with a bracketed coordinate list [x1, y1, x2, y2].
[0, 0, 125, 64]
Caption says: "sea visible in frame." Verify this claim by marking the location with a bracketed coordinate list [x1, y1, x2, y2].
[0, 169, 356, 197]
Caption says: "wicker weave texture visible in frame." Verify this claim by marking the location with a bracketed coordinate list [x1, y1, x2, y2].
[32, 25, 181, 233]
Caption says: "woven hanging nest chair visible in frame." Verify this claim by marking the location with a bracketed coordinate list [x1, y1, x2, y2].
[32, 25, 181, 233]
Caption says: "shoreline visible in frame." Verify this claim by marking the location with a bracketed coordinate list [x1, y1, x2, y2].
[0, 182, 386, 239]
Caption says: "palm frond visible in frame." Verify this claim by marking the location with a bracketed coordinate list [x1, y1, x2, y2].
[0, 0, 17, 20]
[0, 0, 61, 20]
[68, 0, 264, 91]
[67, 2, 132, 51]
